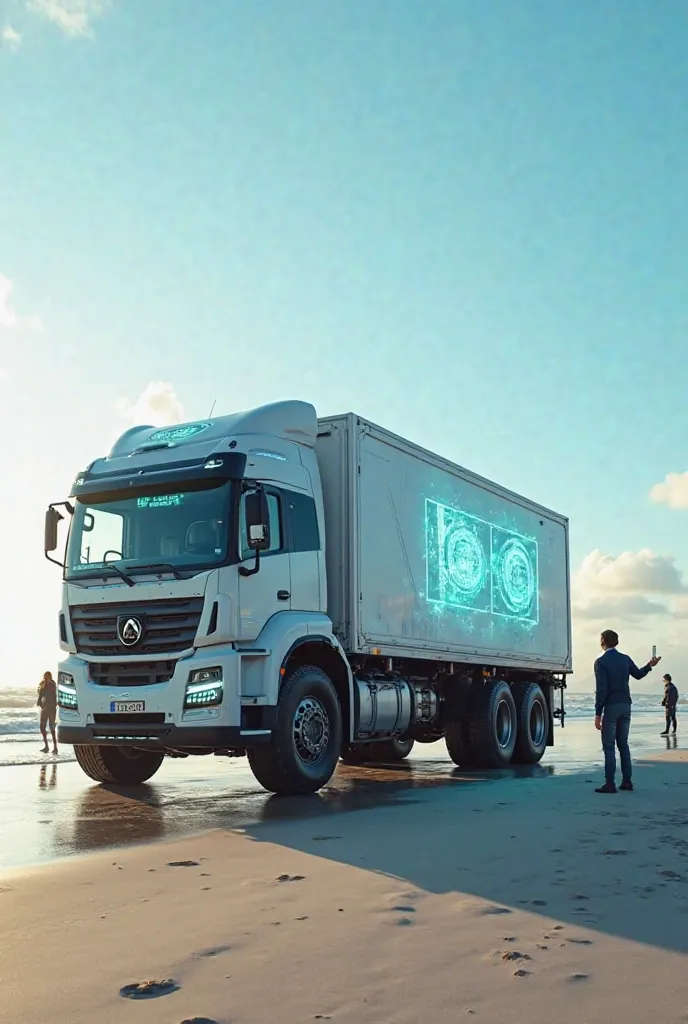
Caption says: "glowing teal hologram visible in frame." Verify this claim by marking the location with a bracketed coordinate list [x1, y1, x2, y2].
[425, 500, 490, 612]
[491, 528, 538, 623]
[425, 499, 539, 624]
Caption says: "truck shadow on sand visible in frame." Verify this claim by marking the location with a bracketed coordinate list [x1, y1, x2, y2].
[241, 757, 688, 956]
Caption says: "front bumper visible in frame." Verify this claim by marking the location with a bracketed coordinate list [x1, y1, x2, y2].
[58, 721, 274, 750]
[56, 646, 276, 750]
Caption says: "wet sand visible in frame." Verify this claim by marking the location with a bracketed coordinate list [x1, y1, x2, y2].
[1, 741, 686, 1024]
[0, 716, 679, 870]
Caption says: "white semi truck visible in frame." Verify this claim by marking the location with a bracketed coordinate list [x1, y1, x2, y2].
[45, 401, 571, 794]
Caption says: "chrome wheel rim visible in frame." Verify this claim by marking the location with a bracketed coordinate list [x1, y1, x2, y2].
[530, 699, 546, 748]
[293, 696, 330, 766]
[496, 699, 513, 749]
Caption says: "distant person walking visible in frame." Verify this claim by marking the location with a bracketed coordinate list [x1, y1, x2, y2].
[661, 674, 678, 736]
[37, 671, 58, 756]
[593, 629, 660, 794]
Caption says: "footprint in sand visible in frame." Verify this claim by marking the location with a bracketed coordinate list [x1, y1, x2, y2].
[501, 951, 531, 962]
[567, 938, 593, 946]
[120, 980, 179, 1000]
[277, 874, 305, 883]
[168, 860, 200, 868]
[568, 973, 591, 983]
[193, 945, 232, 960]
[513, 969, 531, 978]
[478, 906, 512, 916]
[179, 1018, 218, 1024]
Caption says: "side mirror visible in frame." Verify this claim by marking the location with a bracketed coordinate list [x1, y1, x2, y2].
[44, 507, 63, 553]
[244, 490, 270, 552]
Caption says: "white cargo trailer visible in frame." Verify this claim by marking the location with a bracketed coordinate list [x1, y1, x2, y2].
[45, 401, 571, 795]
[317, 414, 571, 671]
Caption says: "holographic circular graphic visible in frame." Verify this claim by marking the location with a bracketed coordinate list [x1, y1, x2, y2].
[495, 537, 536, 614]
[444, 524, 488, 600]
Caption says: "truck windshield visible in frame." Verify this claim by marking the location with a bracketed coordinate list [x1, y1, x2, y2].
[65, 480, 234, 580]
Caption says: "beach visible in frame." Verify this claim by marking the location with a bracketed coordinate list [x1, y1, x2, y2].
[1, 706, 687, 1024]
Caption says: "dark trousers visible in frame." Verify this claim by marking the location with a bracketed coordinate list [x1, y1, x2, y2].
[602, 703, 632, 783]
[665, 707, 677, 732]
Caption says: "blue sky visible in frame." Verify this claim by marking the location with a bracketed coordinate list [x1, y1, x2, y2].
[1, 0, 687, 689]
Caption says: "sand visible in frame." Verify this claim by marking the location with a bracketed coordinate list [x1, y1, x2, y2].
[1, 750, 687, 1024]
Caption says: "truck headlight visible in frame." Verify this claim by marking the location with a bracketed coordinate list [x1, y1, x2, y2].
[57, 673, 78, 710]
[184, 667, 223, 709]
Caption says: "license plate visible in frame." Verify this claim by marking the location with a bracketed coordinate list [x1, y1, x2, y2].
[110, 700, 145, 713]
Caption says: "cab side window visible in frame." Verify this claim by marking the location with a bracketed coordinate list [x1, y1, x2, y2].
[288, 491, 320, 552]
[239, 492, 282, 560]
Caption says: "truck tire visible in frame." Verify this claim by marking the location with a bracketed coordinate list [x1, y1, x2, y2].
[445, 719, 473, 767]
[467, 680, 517, 769]
[512, 683, 548, 764]
[370, 737, 415, 762]
[341, 737, 415, 764]
[73, 744, 164, 785]
[248, 664, 342, 795]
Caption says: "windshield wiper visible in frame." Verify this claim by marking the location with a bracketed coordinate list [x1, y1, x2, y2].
[128, 562, 185, 579]
[99, 564, 136, 587]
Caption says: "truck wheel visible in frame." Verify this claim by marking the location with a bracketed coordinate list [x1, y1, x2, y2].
[73, 744, 164, 785]
[445, 719, 473, 767]
[370, 737, 415, 762]
[341, 737, 415, 764]
[467, 680, 517, 769]
[512, 683, 548, 764]
[248, 664, 342, 795]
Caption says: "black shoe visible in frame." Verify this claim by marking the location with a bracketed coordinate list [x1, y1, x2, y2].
[619, 780, 633, 792]
[595, 782, 617, 794]
[661, 731, 669, 736]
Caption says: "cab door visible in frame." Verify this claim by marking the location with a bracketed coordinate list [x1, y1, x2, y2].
[237, 488, 291, 641]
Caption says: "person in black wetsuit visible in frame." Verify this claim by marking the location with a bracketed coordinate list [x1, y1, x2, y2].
[593, 629, 661, 794]
[661, 674, 679, 736]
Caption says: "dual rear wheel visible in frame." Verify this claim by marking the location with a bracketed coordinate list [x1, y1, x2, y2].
[446, 680, 548, 770]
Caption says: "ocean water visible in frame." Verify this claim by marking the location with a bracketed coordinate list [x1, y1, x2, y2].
[1, 687, 681, 769]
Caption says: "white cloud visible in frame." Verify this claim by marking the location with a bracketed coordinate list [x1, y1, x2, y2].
[649, 471, 688, 510]
[26, 0, 107, 37]
[116, 381, 185, 429]
[0, 273, 43, 332]
[574, 548, 685, 597]
[569, 549, 683, 688]
[573, 593, 669, 622]
[1, 24, 22, 49]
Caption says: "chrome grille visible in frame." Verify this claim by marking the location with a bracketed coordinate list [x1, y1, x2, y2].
[70, 597, 203, 656]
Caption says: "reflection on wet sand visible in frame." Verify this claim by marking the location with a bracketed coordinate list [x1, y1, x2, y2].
[51, 784, 167, 856]
[38, 764, 57, 790]
[44, 755, 553, 857]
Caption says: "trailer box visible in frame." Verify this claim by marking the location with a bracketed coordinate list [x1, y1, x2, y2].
[316, 414, 571, 673]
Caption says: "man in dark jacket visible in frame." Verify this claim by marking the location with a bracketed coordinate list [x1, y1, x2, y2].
[661, 674, 679, 736]
[593, 629, 660, 794]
